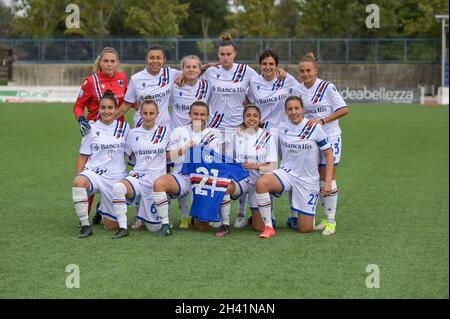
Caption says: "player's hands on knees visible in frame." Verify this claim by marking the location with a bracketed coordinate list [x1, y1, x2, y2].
[78, 116, 91, 137]
[320, 182, 332, 197]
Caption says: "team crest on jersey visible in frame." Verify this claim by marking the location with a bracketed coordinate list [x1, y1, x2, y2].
[108, 150, 115, 158]
[222, 94, 231, 102]
[135, 136, 139, 141]
[203, 154, 213, 163]
[78, 89, 84, 97]
[179, 92, 183, 96]
[101, 84, 105, 89]
[142, 82, 146, 88]
[145, 156, 151, 164]
[96, 131, 100, 136]
[216, 74, 220, 79]
[257, 85, 260, 90]
[118, 80, 124, 87]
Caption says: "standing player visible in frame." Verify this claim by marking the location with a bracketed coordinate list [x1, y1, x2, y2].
[71, 90, 129, 239]
[229, 105, 278, 232]
[169, 55, 211, 229]
[239, 48, 300, 228]
[296, 53, 349, 235]
[73, 47, 127, 224]
[111, 97, 169, 239]
[202, 33, 258, 139]
[114, 45, 180, 229]
[247, 49, 300, 130]
[255, 96, 334, 238]
[115, 44, 180, 129]
[200, 33, 258, 228]
[152, 101, 222, 236]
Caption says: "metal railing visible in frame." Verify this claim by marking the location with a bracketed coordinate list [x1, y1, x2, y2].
[0, 38, 441, 64]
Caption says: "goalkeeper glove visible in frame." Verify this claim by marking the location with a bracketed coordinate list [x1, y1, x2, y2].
[78, 116, 91, 137]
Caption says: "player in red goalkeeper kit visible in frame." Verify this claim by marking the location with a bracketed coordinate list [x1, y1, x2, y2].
[73, 47, 128, 223]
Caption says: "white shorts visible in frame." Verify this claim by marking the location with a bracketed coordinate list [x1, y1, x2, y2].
[80, 170, 125, 222]
[125, 173, 164, 230]
[271, 169, 319, 216]
[231, 178, 258, 212]
[320, 135, 341, 166]
[168, 173, 191, 199]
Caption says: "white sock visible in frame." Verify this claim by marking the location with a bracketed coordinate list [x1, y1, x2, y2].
[256, 192, 272, 227]
[320, 180, 338, 224]
[270, 195, 275, 221]
[73, 187, 89, 226]
[178, 195, 189, 218]
[237, 193, 248, 218]
[220, 194, 231, 225]
[154, 191, 170, 224]
[288, 191, 296, 218]
[112, 183, 128, 229]
[134, 199, 140, 219]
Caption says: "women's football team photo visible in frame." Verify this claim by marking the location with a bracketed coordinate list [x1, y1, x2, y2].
[71, 33, 349, 240]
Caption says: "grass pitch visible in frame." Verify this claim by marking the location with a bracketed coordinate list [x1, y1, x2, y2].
[0, 103, 448, 299]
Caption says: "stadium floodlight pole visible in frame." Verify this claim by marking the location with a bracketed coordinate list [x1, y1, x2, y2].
[435, 15, 449, 90]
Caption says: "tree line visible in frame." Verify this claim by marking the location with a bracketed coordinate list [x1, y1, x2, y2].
[0, 0, 448, 38]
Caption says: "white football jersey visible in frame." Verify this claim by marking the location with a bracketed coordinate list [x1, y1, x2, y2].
[169, 79, 211, 128]
[296, 78, 347, 137]
[202, 63, 258, 130]
[79, 120, 129, 179]
[168, 125, 222, 173]
[278, 118, 331, 189]
[248, 73, 301, 129]
[124, 67, 181, 128]
[234, 127, 278, 183]
[125, 125, 169, 176]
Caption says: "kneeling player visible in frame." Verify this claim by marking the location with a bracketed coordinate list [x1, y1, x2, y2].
[111, 97, 169, 238]
[71, 90, 129, 238]
[255, 96, 333, 238]
[229, 105, 277, 232]
[153, 101, 222, 235]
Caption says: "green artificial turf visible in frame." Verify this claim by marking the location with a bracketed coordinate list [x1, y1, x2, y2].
[0, 103, 448, 299]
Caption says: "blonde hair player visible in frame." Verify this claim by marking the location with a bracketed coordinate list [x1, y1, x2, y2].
[169, 55, 212, 229]
[294, 52, 349, 235]
[73, 47, 127, 224]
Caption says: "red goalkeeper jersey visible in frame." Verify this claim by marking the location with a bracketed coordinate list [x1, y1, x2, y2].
[73, 70, 127, 122]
